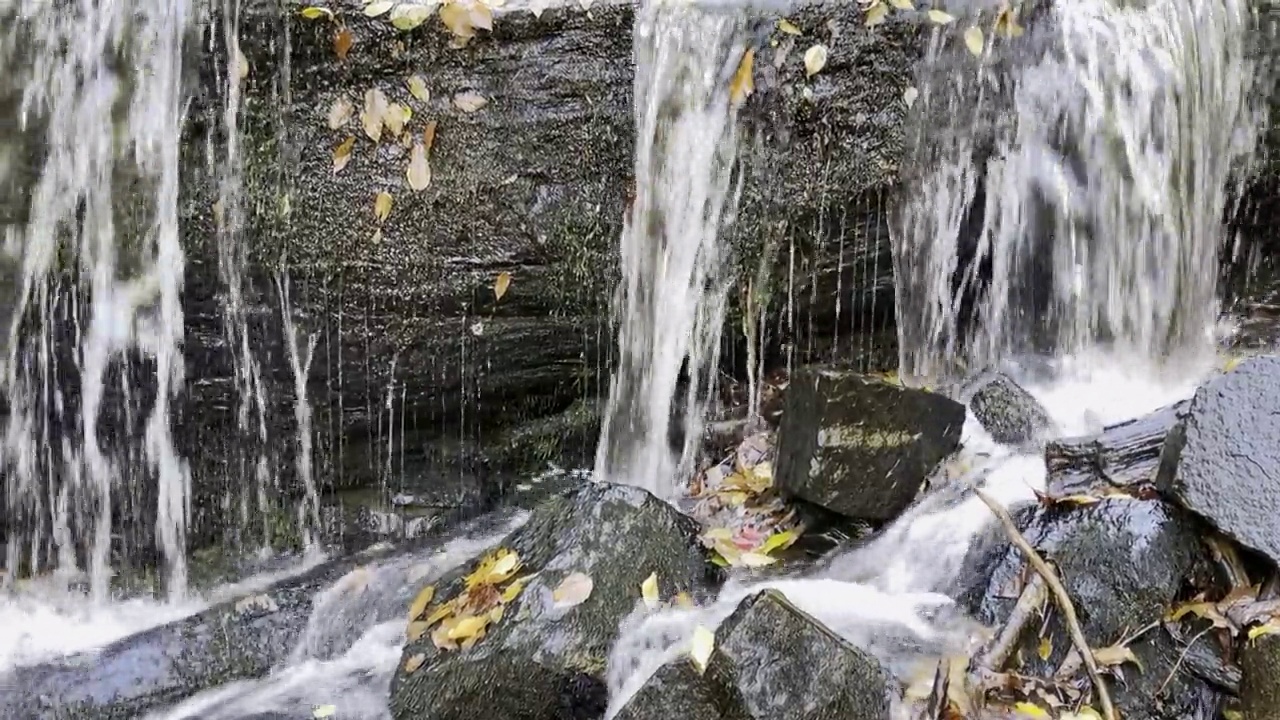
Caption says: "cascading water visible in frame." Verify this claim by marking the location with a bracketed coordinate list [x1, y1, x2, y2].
[593, 1, 747, 499]
[0, 0, 195, 599]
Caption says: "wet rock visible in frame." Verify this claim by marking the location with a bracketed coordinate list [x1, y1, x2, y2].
[0, 509, 526, 719]
[613, 589, 891, 720]
[961, 372, 1052, 446]
[1158, 356, 1280, 566]
[388, 482, 720, 720]
[965, 499, 1222, 720]
[1241, 633, 1280, 720]
[1046, 400, 1186, 496]
[775, 366, 965, 522]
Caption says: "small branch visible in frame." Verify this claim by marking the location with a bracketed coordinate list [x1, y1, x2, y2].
[977, 573, 1047, 670]
[1157, 625, 1213, 697]
[972, 487, 1117, 720]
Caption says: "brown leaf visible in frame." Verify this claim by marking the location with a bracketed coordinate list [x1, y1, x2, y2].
[334, 28, 353, 60]
[424, 120, 438, 153]
[729, 48, 755, 107]
[403, 652, 426, 673]
[1093, 642, 1143, 671]
[493, 271, 511, 301]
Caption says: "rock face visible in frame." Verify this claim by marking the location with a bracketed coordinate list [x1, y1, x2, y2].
[775, 366, 965, 522]
[964, 499, 1222, 720]
[1046, 400, 1185, 496]
[613, 589, 891, 720]
[961, 372, 1052, 446]
[1157, 356, 1280, 567]
[1241, 633, 1280, 720]
[388, 481, 720, 720]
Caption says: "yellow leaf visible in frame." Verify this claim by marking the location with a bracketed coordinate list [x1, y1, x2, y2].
[803, 44, 828, 77]
[1062, 709, 1104, 720]
[407, 620, 430, 641]
[334, 28, 353, 60]
[424, 600, 454, 626]
[864, 1, 889, 27]
[729, 48, 755, 107]
[313, 705, 337, 719]
[690, 625, 715, 673]
[407, 74, 430, 103]
[439, 1, 476, 40]
[1223, 711, 1245, 720]
[494, 271, 512, 301]
[641, 572, 660, 610]
[674, 592, 694, 608]
[384, 102, 408, 137]
[501, 575, 528, 603]
[424, 120, 438, 153]
[758, 529, 799, 556]
[1248, 622, 1280, 641]
[332, 136, 355, 174]
[1057, 494, 1102, 507]
[1223, 355, 1244, 373]
[327, 97, 353, 129]
[374, 191, 393, 223]
[403, 652, 426, 673]
[963, 26, 985, 57]
[1037, 635, 1052, 661]
[361, 88, 388, 142]
[407, 143, 432, 191]
[364, 1, 395, 17]
[888, 0, 914, 9]
[453, 91, 489, 113]
[1093, 643, 1143, 671]
[408, 584, 437, 621]
[467, 547, 522, 588]
[737, 551, 777, 568]
[1166, 600, 1234, 630]
[777, 19, 801, 35]
[1012, 702, 1051, 719]
[995, 6, 1025, 38]
[928, 9, 956, 24]
[488, 605, 505, 623]
[446, 614, 490, 640]
[391, 4, 434, 30]
[552, 572, 594, 608]
[903, 86, 919, 108]
[299, 6, 334, 21]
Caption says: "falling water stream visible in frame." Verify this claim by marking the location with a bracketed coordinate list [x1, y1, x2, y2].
[0, 0, 1268, 717]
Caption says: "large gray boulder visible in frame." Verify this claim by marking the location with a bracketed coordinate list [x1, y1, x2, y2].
[775, 366, 965, 522]
[1157, 355, 1280, 567]
[388, 481, 720, 720]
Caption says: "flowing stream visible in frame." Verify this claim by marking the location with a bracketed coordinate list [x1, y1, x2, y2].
[0, 0, 1268, 717]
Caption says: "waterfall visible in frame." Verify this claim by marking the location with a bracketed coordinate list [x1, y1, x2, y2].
[893, 0, 1262, 382]
[594, 1, 747, 499]
[0, 0, 195, 599]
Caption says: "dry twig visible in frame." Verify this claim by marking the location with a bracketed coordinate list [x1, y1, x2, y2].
[972, 487, 1118, 720]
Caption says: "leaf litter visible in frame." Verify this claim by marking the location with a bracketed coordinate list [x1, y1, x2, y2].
[404, 546, 532, 659]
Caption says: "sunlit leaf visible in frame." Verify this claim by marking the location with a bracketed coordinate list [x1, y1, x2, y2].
[404, 652, 426, 673]
[493, 271, 512, 301]
[332, 136, 355, 173]
[334, 28, 353, 60]
[374, 191, 393, 222]
[803, 44, 828, 76]
[738, 551, 776, 568]
[1248, 622, 1280, 641]
[466, 548, 522, 588]
[729, 48, 755, 107]
[391, 3, 434, 30]
[501, 575, 529, 603]
[424, 599, 454, 626]
[777, 19, 801, 35]
[1037, 635, 1052, 661]
[674, 592, 695, 608]
[408, 584, 437, 621]
[963, 26, 985, 57]
[641, 572, 660, 610]
[407, 74, 430, 103]
[864, 1, 889, 27]
[440, 1, 477, 40]
[384, 102, 408, 137]
[446, 614, 490, 640]
[328, 97, 353, 129]
[1166, 599, 1235, 630]
[453, 91, 489, 113]
[361, 88, 388, 142]
[1223, 355, 1245, 373]
[928, 9, 956, 24]
[364, 1, 395, 17]
[488, 604, 505, 623]
[758, 528, 799, 556]
[903, 86, 919, 108]
[888, 0, 914, 9]
[407, 620, 430, 641]
[300, 6, 335, 21]
[313, 705, 337, 719]
[995, 6, 1025, 38]
[552, 572, 594, 608]
[1012, 703, 1051, 719]
[1093, 643, 1143, 671]
[690, 625, 715, 673]
[407, 143, 431, 191]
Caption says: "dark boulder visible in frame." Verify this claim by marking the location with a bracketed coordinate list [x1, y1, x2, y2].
[388, 481, 720, 720]
[1241, 633, 1280, 720]
[1045, 400, 1186, 496]
[775, 366, 965, 522]
[612, 589, 891, 720]
[960, 371, 1052, 446]
[964, 499, 1222, 720]
[1157, 355, 1280, 567]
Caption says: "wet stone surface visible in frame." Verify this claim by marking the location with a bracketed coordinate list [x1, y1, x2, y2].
[961, 371, 1053, 446]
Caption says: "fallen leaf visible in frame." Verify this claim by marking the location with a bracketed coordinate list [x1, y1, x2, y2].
[729, 48, 755, 107]
[995, 5, 1025, 38]
[690, 625, 715, 673]
[1012, 703, 1051, 719]
[552, 572, 594, 608]
[488, 605, 505, 623]
[1060, 708, 1104, 720]
[423, 120, 438, 152]
[494, 271, 512, 301]
[384, 102, 408, 137]
[737, 551, 777, 568]
[332, 136, 355, 173]
[777, 19, 801, 35]
[1037, 635, 1053, 661]
[313, 705, 337, 719]
[374, 191, 393, 222]
[334, 28, 353, 60]
[1093, 643, 1143, 671]
[391, 3, 434, 30]
[446, 614, 489, 640]
[406, 74, 430, 103]
[1248, 622, 1280, 641]
[408, 584, 437, 621]
[529, 0, 550, 16]
[470, 1, 494, 31]
[453, 91, 488, 112]
[439, 1, 476, 40]
[328, 97, 353, 129]
[674, 592, 695, 608]
[235, 44, 250, 81]
[864, 1, 889, 27]
[963, 26, 985, 57]
[1166, 599, 1235, 630]
[758, 528, 799, 556]
[466, 548, 522, 588]
[300, 6, 334, 21]
[361, 88, 389, 142]
[403, 652, 426, 673]
[501, 575, 529, 603]
[364, 1, 395, 17]
[928, 9, 956, 24]
[903, 86, 919, 108]
[424, 599, 454, 626]
[407, 620, 430, 641]
[406, 143, 431, 191]
[803, 44, 828, 77]
[641, 572, 660, 610]
[888, 0, 914, 9]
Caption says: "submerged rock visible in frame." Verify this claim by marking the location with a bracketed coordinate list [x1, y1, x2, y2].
[960, 371, 1052, 446]
[965, 499, 1221, 720]
[1157, 355, 1280, 567]
[613, 589, 891, 720]
[388, 482, 720, 720]
[775, 366, 965, 522]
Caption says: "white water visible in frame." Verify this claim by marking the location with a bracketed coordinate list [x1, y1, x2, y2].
[594, 1, 747, 499]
